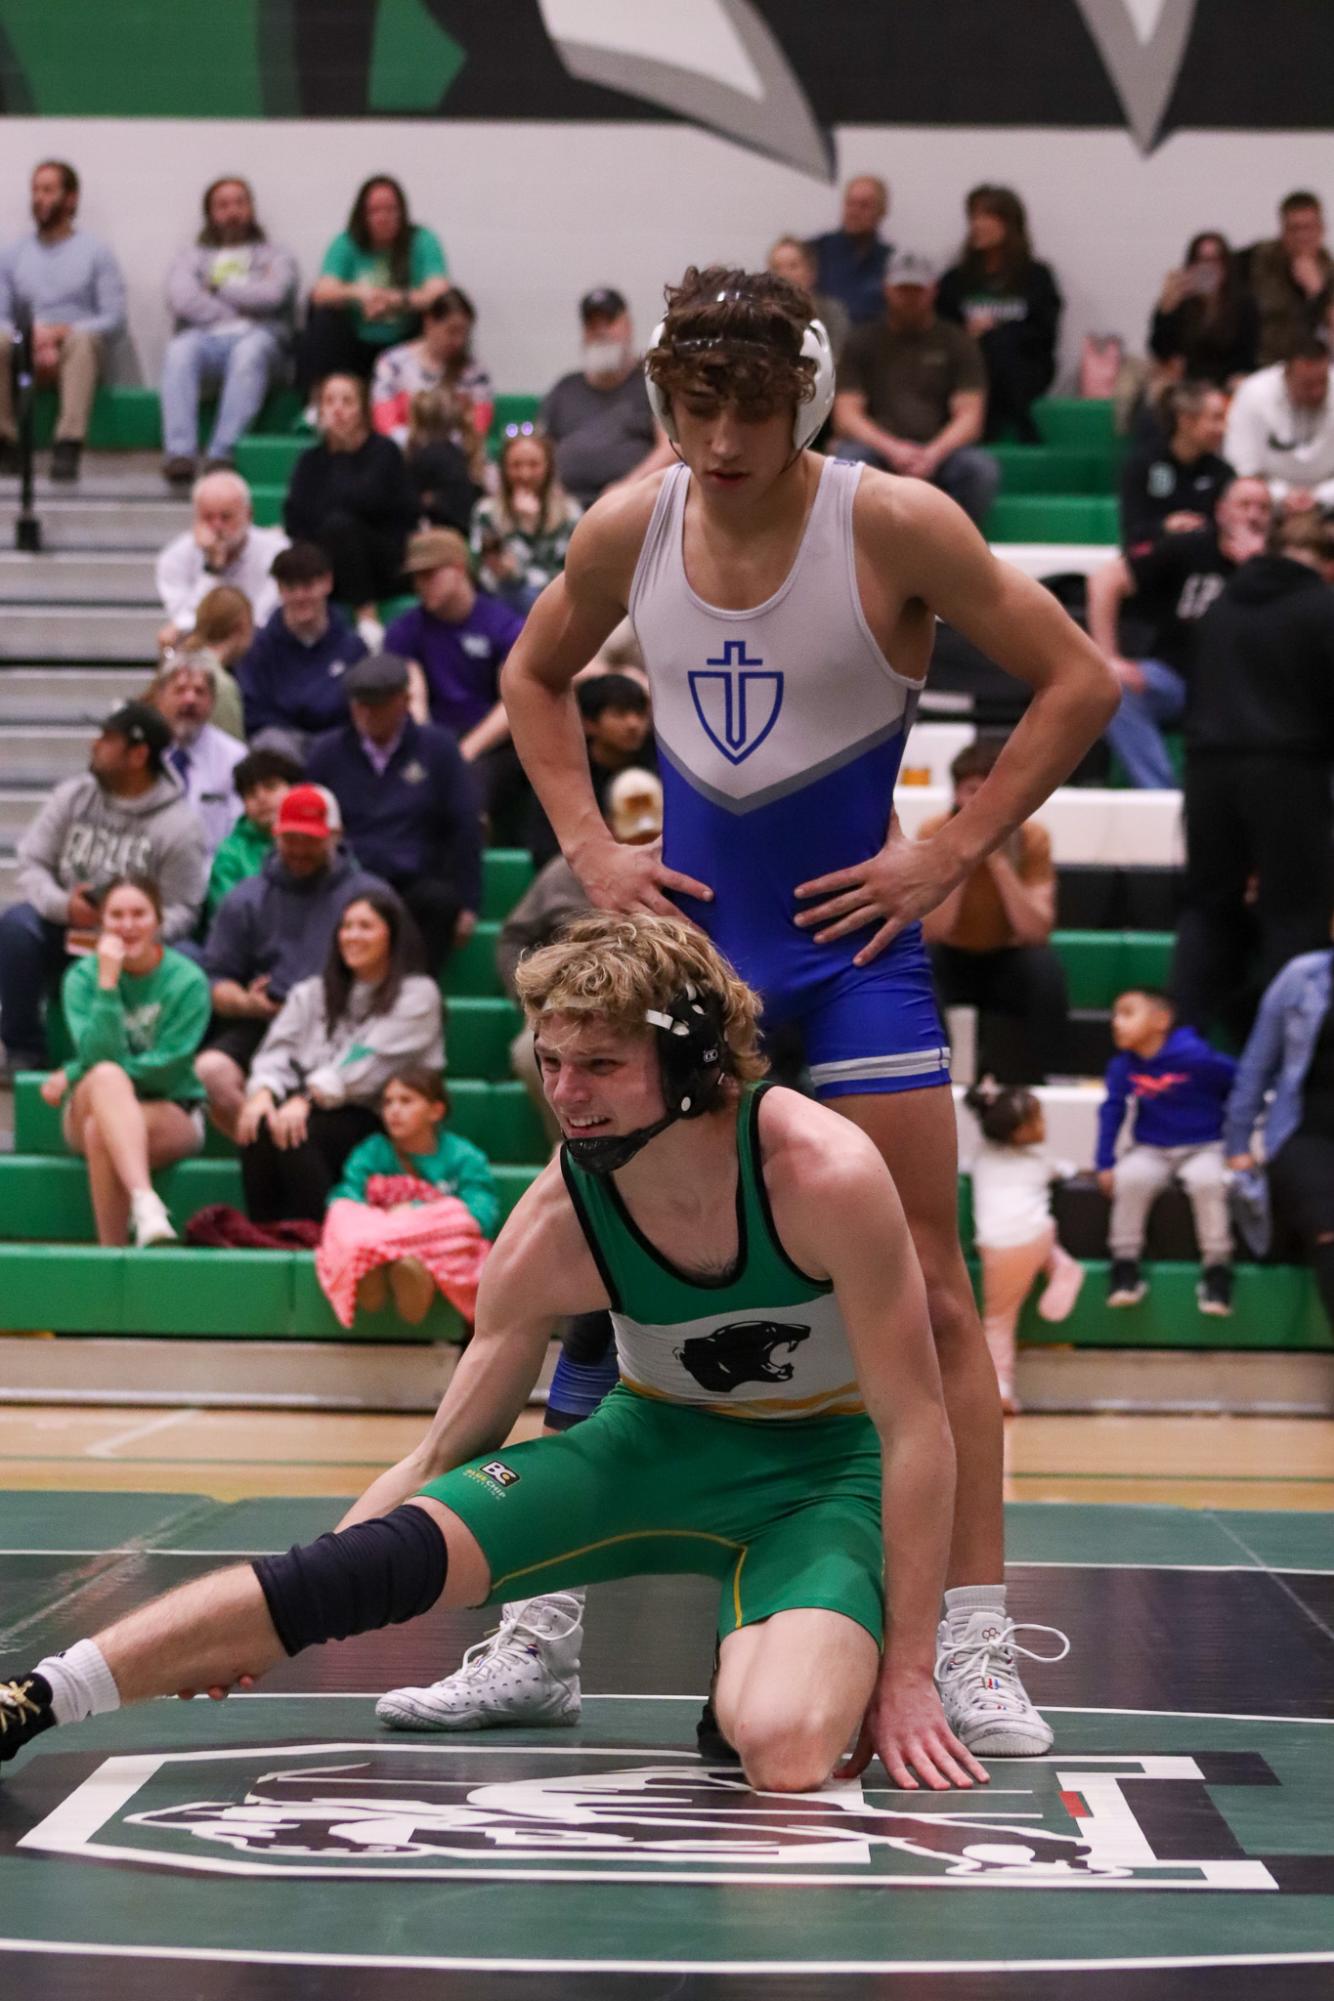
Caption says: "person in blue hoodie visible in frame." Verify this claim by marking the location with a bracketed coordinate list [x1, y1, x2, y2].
[236, 541, 367, 746]
[1094, 987, 1237, 1314]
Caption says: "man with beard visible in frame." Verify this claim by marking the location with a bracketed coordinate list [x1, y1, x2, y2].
[150, 654, 247, 857]
[0, 159, 125, 481]
[160, 176, 298, 486]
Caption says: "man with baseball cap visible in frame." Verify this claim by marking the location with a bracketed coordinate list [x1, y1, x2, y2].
[833, 250, 1000, 525]
[0, 703, 208, 1074]
[196, 780, 384, 1138]
[384, 528, 531, 836]
[305, 651, 483, 968]
[537, 286, 674, 507]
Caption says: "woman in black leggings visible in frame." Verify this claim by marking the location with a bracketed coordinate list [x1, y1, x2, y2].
[1225, 947, 1334, 1331]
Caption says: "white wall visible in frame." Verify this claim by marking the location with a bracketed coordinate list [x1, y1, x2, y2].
[1, 116, 1328, 392]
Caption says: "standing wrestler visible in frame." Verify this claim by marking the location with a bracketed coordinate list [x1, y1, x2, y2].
[464, 268, 1115, 1757]
[3, 915, 992, 1797]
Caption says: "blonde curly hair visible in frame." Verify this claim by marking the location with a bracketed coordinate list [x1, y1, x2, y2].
[514, 911, 768, 1083]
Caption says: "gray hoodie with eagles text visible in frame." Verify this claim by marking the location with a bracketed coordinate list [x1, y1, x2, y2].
[16, 771, 208, 941]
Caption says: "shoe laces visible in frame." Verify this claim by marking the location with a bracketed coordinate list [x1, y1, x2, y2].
[455, 1597, 581, 1680]
[0, 1678, 40, 1736]
[936, 1619, 1070, 1701]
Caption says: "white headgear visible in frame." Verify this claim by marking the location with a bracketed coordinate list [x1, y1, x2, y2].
[645, 313, 836, 454]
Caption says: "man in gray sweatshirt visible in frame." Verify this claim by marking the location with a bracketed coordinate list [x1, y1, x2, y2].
[160, 176, 298, 485]
[0, 159, 126, 481]
[0, 703, 207, 1072]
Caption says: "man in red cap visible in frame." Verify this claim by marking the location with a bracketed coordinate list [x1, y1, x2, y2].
[195, 782, 385, 1138]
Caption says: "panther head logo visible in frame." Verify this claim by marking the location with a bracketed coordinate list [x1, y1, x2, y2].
[674, 1319, 811, 1393]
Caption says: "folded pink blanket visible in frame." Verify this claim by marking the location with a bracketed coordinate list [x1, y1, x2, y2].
[317, 1190, 491, 1329]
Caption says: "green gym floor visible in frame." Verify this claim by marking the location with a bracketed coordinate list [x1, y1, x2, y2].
[1, 1482, 1332, 1997]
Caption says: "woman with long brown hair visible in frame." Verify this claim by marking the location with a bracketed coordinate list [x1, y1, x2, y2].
[470, 427, 581, 612]
[936, 184, 1062, 442]
[298, 175, 448, 394]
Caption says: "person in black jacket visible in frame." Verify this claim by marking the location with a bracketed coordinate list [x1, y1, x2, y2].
[1147, 232, 1259, 390]
[284, 374, 418, 631]
[936, 185, 1061, 445]
[1172, 509, 1334, 1040]
[1118, 381, 1234, 550]
[304, 650, 483, 971]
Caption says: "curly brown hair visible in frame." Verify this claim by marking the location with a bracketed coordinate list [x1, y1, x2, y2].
[646, 265, 816, 421]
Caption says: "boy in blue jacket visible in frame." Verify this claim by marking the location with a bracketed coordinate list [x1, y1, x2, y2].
[1095, 988, 1237, 1314]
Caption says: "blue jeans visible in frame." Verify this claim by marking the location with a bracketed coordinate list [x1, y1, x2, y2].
[160, 326, 285, 460]
[0, 901, 69, 1066]
[833, 439, 1001, 526]
[1105, 656, 1185, 789]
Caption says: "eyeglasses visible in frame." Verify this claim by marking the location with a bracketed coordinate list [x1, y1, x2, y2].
[503, 422, 537, 438]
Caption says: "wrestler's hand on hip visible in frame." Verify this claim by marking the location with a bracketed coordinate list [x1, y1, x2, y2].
[569, 834, 713, 920]
[794, 813, 963, 965]
[838, 1665, 989, 1792]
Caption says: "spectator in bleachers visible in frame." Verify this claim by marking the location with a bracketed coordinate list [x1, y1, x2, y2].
[38, 874, 210, 1249]
[471, 428, 581, 614]
[237, 540, 367, 743]
[1173, 509, 1334, 1040]
[964, 1081, 1084, 1414]
[1118, 381, 1233, 548]
[919, 738, 1067, 1082]
[159, 176, 297, 487]
[404, 385, 486, 534]
[1148, 232, 1259, 390]
[1088, 473, 1272, 789]
[385, 528, 526, 829]
[808, 174, 893, 328]
[370, 287, 493, 446]
[181, 584, 254, 740]
[284, 374, 418, 641]
[1095, 987, 1237, 1315]
[0, 160, 125, 482]
[529, 670, 656, 868]
[1223, 336, 1334, 513]
[1247, 192, 1334, 368]
[150, 654, 246, 856]
[156, 469, 287, 650]
[305, 650, 483, 970]
[539, 288, 674, 508]
[767, 236, 848, 360]
[832, 253, 999, 526]
[203, 744, 303, 925]
[297, 175, 448, 395]
[0, 703, 206, 1073]
[499, 768, 663, 1145]
[318, 1066, 497, 1328]
[196, 783, 383, 1139]
[235, 888, 442, 1224]
[1226, 945, 1334, 1336]
[936, 185, 1062, 444]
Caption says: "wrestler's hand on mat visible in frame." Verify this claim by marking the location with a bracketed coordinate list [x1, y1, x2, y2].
[838, 1669, 989, 1791]
[794, 812, 963, 965]
[177, 1674, 256, 1702]
[570, 832, 713, 919]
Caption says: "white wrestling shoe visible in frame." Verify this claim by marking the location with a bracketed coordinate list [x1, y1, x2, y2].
[130, 1191, 177, 1249]
[935, 1608, 1069, 1757]
[376, 1591, 584, 1732]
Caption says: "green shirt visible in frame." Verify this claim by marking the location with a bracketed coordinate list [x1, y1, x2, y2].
[319, 225, 447, 345]
[329, 1127, 500, 1238]
[561, 1082, 864, 1420]
[205, 814, 271, 924]
[61, 947, 211, 1100]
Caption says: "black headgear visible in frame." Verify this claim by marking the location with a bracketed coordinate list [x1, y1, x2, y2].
[563, 982, 729, 1175]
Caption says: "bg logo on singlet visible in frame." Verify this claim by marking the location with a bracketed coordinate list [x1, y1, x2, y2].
[675, 1319, 810, 1392]
[689, 641, 783, 765]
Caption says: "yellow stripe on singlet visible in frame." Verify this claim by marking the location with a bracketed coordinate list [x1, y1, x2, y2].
[490, 1525, 745, 1594]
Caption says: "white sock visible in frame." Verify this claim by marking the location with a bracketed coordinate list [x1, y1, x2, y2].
[132, 1189, 165, 1216]
[34, 1638, 121, 1725]
[943, 1584, 1007, 1622]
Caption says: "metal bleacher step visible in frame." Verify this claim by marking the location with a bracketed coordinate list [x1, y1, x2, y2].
[0, 495, 188, 552]
[0, 604, 160, 661]
[0, 725, 118, 784]
[0, 787, 59, 844]
[0, 665, 146, 724]
[0, 552, 159, 603]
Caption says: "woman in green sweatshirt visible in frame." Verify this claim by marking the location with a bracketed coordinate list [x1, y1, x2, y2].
[41, 873, 212, 1249]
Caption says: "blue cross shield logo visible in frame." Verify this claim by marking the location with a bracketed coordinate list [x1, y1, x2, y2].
[688, 641, 783, 766]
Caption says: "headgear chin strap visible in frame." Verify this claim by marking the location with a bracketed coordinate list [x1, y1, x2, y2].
[563, 984, 729, 1176]
[645, 314, 836, 455]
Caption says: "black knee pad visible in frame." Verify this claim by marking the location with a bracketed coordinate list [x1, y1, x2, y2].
[253, 1503, 448, 1657]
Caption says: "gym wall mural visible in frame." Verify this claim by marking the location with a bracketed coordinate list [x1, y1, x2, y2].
[0, 0, 1328, 168]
